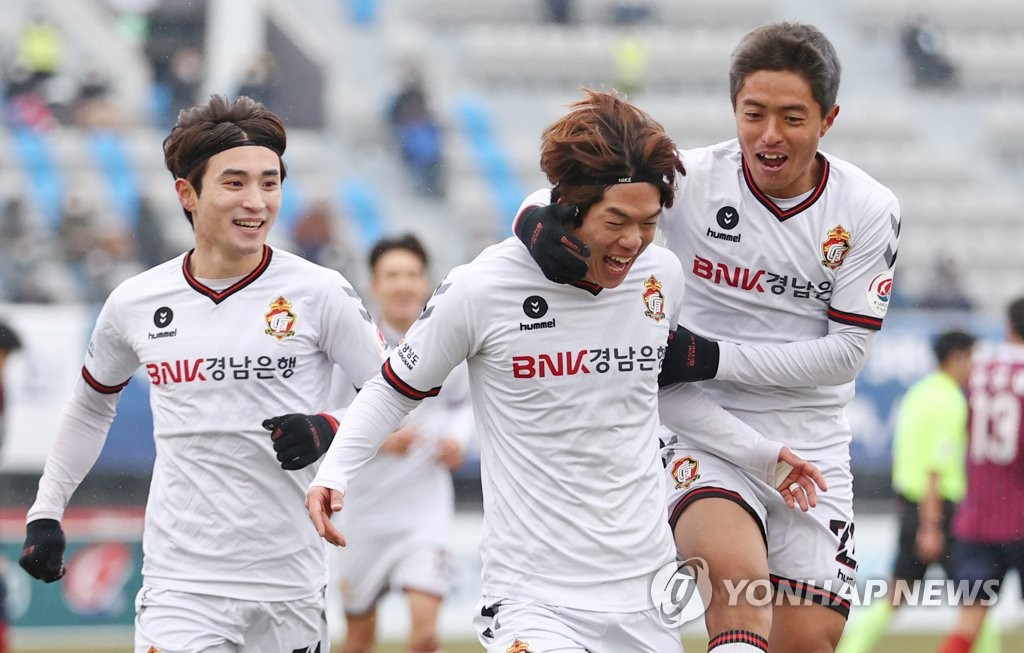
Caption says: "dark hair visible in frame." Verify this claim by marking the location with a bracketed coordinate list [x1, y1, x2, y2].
[932, 330, 975, 365]
[0, 322, 22, 352]
[729, 22, 842, 118]
[1009, 297, 1024, 340]
[163, 94, 287, 225]
[368, 233, 429, 272]
[540, 89, 684, 225]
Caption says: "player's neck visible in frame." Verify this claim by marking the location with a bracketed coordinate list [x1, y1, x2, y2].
[189, 245, 266, 279]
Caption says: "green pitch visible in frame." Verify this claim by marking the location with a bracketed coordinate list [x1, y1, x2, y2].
[15, 632, 1024, 652]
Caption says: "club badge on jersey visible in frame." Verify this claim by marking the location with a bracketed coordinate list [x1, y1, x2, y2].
[642, 276, 667, 322]
[507, 640, 534, 653]
[820, 225, 853, 270]
[265, 296, 297, 340]
[671, 456, 701, 490]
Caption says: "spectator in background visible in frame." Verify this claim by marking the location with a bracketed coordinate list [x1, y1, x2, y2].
[387, 66, 445, 198]
[837, 330, 999, 653]
[900, 16, 957, 89]
[938, 298, 1024, 653]
[291, 199, 359, 282]
[16, 13, 62, 93]
[545, 0, 573, 24]
[167, 47, 203, 118]
[236, 52, 278, 110]
[332, 234, 472, 653]
[0, 321, 23, 653]
[918, 253, 974, 311]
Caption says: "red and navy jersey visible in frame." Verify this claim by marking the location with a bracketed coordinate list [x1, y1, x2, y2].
[955, 343, 1024, 543]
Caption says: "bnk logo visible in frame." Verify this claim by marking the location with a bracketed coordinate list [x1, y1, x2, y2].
[650, 557, 712, 628]
[511, 351, 590, 378]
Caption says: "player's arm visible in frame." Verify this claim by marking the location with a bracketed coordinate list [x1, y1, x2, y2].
[511, 190, 591, 284]
[307, 267, 478, 544]
[262, 276, 386, 471]
[668, 199, 900, 387]
[21, 298, 136, 583]
[20, 375, 122, 582]
[307, 373, 421, 545]
[714, 322, 875, 387]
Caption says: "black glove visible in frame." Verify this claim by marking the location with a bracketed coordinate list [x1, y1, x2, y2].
[261, 413, 339, 470]
[658, 326, 721, 386]
[19, 518, 67, 583]
[514, 204, 592, 284]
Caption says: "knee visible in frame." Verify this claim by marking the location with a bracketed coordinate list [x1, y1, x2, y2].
[408, 629, 440, 653]
[341, 632, 376, 653]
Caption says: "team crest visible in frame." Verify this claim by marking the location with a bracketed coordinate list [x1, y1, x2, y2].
[147, 648, 162, 653]
[507, 640, 534, 653]
[821, 225, 852, 270]
[642, 275, 667, 322]
[671, 456, 701, 489]
[264, 296, 297, 341]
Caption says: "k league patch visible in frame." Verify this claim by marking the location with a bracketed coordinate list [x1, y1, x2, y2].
[866, 272, 893, 317]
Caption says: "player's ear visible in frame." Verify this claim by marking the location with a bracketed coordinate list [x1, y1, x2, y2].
[174, 177, 197, 213]
[820, 104, 840, 137]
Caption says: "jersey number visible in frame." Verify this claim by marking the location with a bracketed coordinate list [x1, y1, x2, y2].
[829, 519, 858, 570]
[969, 390, 1022, 465]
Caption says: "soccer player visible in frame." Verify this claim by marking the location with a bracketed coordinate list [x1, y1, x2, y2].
[515, 22, 901, 653]
[0, 322, 23, 653]
[17, 95, 384, 653]
[333, 234, 473, 653]
[838, 330, 998, 653]
[937, 297, 1024, 653]
[296, 90, 822, 653]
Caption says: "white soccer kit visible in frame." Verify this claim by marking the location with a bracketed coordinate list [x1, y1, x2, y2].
[331, 320, 474, 614]
[316, 236, 684, 615]
[660, 140, 900, 612]
[28, 246, 383, 608]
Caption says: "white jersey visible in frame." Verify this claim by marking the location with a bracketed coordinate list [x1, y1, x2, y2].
[31, 246, 383, 601]
[662, 140, 900, 457]
[317, 236, 684, 612]
[332, 320, 473, 540]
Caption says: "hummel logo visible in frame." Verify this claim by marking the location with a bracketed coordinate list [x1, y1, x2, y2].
[522, 295, 548, 319]
[716, 206, 739, 230]
[153, 306, 174, 328]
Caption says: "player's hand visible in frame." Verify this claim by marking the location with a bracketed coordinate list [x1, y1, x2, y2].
[915, 524, 944, 563]
[774, 448, 828, 512]
[436, 438, 464, 471]
[380, 426, 419, 455]
[305, 485, 347, 546]
[19, 518, 67, 583]
[514, 204, 591, 284]
[658, 326, 721, 386]
[262, 413, 339, 470]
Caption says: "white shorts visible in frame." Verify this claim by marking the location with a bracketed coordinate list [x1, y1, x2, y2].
[473, 597, 684, 653]
[665, 448, 856, 618]
[336, 535, 451, 615]
[134, 586, 327, 653]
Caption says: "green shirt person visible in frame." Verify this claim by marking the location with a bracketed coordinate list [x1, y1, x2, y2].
[839, 330, 999, 653]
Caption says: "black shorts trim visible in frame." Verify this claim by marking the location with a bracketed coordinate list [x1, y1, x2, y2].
[770, 573, 851, 619]
[670, 486, 767, 547]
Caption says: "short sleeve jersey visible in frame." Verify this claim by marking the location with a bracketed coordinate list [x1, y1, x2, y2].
[380, 231, 684, 611]
[660, 140, 901, 456]
[891, 371, 968, 503]
[954, 343, 1024, 543]
[83, 246, 382, 600]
